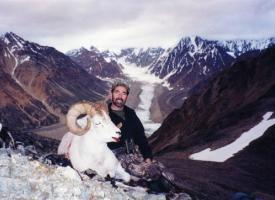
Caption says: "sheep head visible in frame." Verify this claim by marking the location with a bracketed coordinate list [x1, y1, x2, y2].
[66, 101, 121, 142]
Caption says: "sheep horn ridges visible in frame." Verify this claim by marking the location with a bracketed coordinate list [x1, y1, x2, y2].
[66, 101, 96, 136]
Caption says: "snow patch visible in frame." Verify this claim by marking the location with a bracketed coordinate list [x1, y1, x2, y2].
[202, 66, 208, 75]
[11, 34, 24, 49]
[20, 56, 30, 64]
[118, 58, 162, 84]
[118, 58, 162, 135]
[189, 112, 275, 162]
[135, 84, 161, 136]
[104, 57, 111, 63]
[4, 37, 10, 44]
[226, 51, 236, 58]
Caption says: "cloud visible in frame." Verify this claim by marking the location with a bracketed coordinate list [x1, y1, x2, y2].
[0, 0, 274, 52]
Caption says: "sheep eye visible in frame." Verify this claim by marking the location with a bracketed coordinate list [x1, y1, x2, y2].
[95, 122, 102, 125]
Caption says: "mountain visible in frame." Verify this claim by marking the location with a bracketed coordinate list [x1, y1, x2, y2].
[87, 37, 275, 91]
[219, 37, 275, 57]
[149, 46, 275, 199]
[0, 32, 108, 130]
[149, 36, 234, 88]
[149, 36, 275, 88]
[115, 47, 165, 67]
[67, 47, 123, 78]
[0, 61, 58, 129]
[148, 36, 275, 118]
[66, 37, 275, 123]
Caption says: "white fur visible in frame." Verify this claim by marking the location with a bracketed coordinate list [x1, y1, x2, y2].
[58, 111, 130, 182]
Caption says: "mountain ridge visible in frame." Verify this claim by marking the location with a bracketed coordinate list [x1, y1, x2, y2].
[0, 32, 108, 130]
[148, 45, 275, 199]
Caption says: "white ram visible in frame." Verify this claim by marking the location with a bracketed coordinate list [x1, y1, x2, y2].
[57, 101, 130, 182]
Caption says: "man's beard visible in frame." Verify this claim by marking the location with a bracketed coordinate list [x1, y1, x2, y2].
[112, 98, 126, 108]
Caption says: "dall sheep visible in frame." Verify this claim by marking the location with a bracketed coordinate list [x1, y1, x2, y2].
[57, 101, 131, 182]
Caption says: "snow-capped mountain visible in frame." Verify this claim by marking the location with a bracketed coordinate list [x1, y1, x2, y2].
[149, 46, 275, 199]
[149, 36, 235, 89]
[219, 37, 275, 57]
[145, 36, 275, 116]
[68, 36, 275, 121]
[67, 47, 123, 78]
[65, 36, 275, 124]
[70, 36, 275, 90]
[0, 32, 108, 130]
[115, 47, 165, 67]
[149, 36, 275, 88]
[99, 36, 275, 93]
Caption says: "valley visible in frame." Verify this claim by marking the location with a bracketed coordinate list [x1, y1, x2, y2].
[1, 32, 275, 199]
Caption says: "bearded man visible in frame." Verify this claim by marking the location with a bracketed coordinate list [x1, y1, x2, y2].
[107, 81, 153, 164]
[106, 81, 175, 193]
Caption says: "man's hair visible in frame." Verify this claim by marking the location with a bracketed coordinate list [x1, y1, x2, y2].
[111, 81, 130, 95]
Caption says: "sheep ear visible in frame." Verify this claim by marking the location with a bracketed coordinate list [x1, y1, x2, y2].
[94, 102, 108, 113]
[116, 122, 123, 129]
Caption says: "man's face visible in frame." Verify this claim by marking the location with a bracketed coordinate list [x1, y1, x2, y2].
[111, 86, 128, 108]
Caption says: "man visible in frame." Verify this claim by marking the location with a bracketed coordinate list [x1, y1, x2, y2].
[106, 82, 176, 193]
[107, 82, 153, 164]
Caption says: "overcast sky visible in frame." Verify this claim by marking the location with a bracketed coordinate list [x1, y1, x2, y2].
[0, 0, 274, 53]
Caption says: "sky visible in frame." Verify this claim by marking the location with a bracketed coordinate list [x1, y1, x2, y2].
[0, 0, 274, 53]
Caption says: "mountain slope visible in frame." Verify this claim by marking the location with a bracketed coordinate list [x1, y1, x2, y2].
[0, 63, 58, 129]
[149, 46, 275, 199]
[149, 36, 275, 88]
[0, 32, 108, 130]
[67, 47, 123, 78]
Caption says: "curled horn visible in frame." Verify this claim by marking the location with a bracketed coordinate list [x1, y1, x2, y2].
[66, 101, 96, 136]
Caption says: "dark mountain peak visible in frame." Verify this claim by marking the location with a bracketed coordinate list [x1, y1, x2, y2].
[67, 46, 123, 78]
[218, 37, 275, 56]
[66, 47, 89, 57]
[80, 47, 88, 51]
[119, 48, 136, 57]
[116, 47, 165, 67]
[268, 37, 275, 47]
[0, 33, 108, 130]
[101, 50, 118, 58]
[118, 47, 165, 58]
[1, 32, 55, 58]
[3, 32, 27, 50]
[194, 35, 205, 43]
[4, 32, 25, 43]
[178, 36, 192, 47]
[176, 36, 215, 53]
[89, 46, 100, 53]
[143, 47, 165, 55]
[179, 35, 206, 44]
